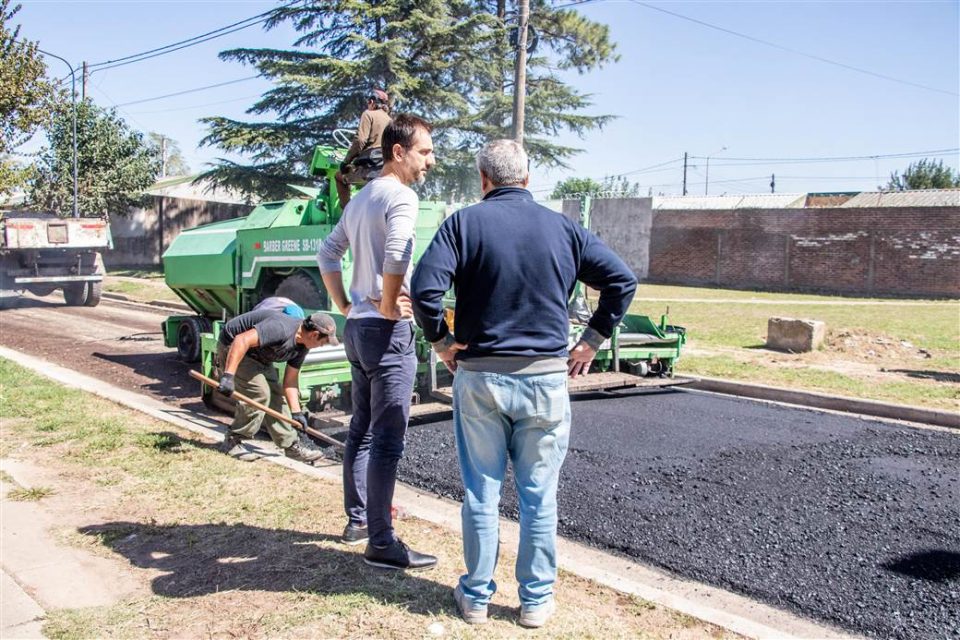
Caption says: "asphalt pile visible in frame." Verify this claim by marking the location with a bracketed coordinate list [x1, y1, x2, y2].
[399, 389, 960, 639]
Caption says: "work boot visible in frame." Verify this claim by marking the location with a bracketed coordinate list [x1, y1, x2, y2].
[519, 599, 556, 628]
[453, 584, 488, 624]
[219, 434, 259, 462]
[341, 523, 369, 546]
[363, 538, 437, 571]
[284, 440, 325, 463]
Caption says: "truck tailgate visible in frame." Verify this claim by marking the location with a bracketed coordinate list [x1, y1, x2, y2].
[3, 218, 110, 249]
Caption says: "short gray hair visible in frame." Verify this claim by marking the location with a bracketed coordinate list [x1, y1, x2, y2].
[476, 139, 529, 186]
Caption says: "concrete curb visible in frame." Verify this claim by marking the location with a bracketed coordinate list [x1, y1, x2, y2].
[688, 376, 959, 429]
[102, 292, 190, 313]
[0, 346, 858, 640]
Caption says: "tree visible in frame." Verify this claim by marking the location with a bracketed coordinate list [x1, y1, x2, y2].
[148, 133, 190, 177]
[550, 174, 640, 199]
[0, 0, 55, 196]
[201, 0, 617, 202]
[30, 100, 159, 216]
[884, 159, 960, 191]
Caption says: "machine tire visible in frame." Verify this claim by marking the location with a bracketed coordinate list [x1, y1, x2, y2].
[63, 282, 88, 306]
[177, 316, 207, 362]
[275, 271, 327, 311]
[83, 280, 103, 307]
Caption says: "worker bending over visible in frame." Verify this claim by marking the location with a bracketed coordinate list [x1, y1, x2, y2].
[217, 308, 339, 464]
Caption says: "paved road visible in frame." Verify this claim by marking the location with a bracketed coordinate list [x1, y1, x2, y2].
[1, 293, 957, 639]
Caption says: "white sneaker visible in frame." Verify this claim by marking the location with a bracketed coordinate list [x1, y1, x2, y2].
[453, 585, 488, 624]
[519, 599, 555, 628]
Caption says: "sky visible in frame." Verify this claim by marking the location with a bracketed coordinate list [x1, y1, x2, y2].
[13, 0, 960, 197]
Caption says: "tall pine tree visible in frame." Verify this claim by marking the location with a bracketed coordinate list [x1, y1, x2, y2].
[201, 0, 617, 202]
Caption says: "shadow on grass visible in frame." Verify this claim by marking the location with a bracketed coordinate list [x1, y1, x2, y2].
[882, 550, 960, 582]
[884, 369, 960, 384]
[77, 521, 505, 621]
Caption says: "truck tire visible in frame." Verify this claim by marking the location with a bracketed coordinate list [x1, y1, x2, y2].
[177, 316, 210, 362]
[63, 282, 88, 306]
[84, 280, 103, 307]
[274, 272, 327, 311]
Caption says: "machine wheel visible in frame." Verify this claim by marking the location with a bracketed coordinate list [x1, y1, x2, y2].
[177, 316, 209, 362]
[83, 280, 102, 307]
[63, 282, 88, 306]
[275, 272, 327, 311]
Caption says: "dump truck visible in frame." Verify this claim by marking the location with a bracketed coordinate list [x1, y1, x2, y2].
[161, 144, 688, 422]
[0, 211, 111, 306]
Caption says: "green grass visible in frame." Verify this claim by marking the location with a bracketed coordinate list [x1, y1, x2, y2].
[7, 485, 55, 501]
[681, 354, 959, 410]
[597, 284, 960, 411]
[107, 268, 164, 280]
[103, 278, 182, 304]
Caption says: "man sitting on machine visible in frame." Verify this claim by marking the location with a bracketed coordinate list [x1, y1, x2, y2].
[335, 88, 392, 207]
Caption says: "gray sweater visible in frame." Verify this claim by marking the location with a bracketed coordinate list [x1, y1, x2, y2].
[317, 176, 418, 320]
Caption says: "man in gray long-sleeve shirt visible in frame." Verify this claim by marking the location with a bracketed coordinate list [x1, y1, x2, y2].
[317, 113, 438, 571]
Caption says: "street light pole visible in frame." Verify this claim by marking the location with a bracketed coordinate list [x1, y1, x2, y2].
[704, 146, 727, 196]
[37, 47, 78, 218]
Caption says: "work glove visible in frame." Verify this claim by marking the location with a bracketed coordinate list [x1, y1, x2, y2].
[291, 410, 310, 431]
[217, 372, 235, 397]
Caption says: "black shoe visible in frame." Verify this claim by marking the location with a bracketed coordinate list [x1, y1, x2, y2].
[284, 441, 325, 463]
[363, 538, 437, 571]
[342, 523, 369, 546]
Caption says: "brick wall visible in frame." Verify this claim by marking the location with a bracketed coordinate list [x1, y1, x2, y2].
[647, 206, 960, 297]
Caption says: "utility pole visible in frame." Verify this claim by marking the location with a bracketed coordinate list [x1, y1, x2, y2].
[682, 152, 688, 196]
[704, 146, 727, 195]
[770, 174, 776, 193]
[160, 136, 167, 178]
[38, 48, 78, 217]
[511, 0, 530, 144]
[81, 61, 89, 100]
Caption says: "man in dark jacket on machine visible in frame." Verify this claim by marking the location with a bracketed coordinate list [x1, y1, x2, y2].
[217, 308, 339, 464]
[411, 139, 637, 628]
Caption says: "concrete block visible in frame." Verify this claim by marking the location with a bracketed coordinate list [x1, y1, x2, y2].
[766, 317, 826, 352]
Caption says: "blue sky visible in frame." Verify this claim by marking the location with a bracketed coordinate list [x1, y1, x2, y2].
[15, 0, 960, 196]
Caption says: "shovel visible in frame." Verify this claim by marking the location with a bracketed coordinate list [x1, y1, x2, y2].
[189, 370, 344, 450]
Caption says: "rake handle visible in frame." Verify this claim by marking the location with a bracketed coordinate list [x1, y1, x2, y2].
[189, 369, 344, 450]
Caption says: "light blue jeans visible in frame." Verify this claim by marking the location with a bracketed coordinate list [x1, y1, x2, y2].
[452, 368, 571, 610]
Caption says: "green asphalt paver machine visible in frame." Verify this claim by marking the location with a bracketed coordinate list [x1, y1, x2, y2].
[161, 145, 691, 436]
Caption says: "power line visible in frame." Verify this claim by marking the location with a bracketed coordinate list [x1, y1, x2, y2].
[627, 1, 959, 97]
[700, 148, 960, 167]
[126, 93, 265, 115]
[86, 0, 303, 74]
[112, 76, 261, 108]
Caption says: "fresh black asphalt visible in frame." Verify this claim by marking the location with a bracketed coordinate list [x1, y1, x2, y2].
[396, 388, 960, 639]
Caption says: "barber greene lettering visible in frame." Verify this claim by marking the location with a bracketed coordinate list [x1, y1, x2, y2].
[260, 238, 324, 253]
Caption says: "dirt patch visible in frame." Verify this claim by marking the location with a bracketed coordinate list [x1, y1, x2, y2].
[825, 328, 934, 362]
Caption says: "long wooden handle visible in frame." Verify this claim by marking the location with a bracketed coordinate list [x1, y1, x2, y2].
[189, 370, 344, 449]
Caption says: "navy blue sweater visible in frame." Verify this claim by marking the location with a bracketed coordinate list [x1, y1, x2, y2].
[411, 187, 637, 360]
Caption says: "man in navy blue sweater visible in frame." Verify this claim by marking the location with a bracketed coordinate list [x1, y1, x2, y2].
[411, 139, 637, 627]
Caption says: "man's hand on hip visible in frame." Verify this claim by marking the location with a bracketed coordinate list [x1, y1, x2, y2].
[377, 293, 414, 320]
[567, 340, 597, 378]
[433, 335, 466, 374]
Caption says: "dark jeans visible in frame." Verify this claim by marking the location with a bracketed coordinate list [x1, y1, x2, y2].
[342, 317, 417, 546]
